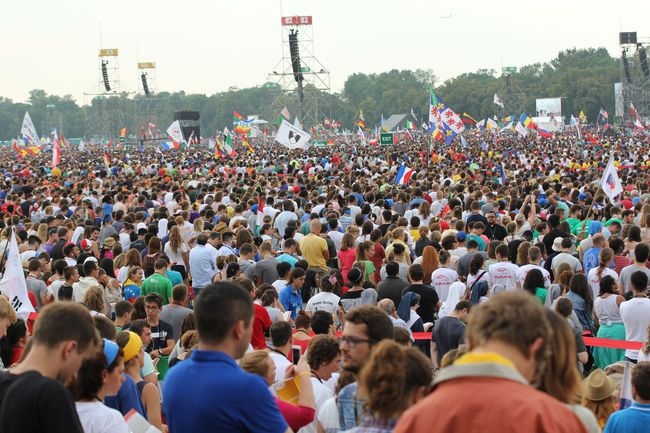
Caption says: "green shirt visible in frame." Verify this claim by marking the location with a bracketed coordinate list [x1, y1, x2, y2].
[141, 273, 173, 305]
[535, 287, 548, 305]
[466, 233, 487, 251]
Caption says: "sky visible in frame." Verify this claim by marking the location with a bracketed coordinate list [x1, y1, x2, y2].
[1, 0, 649, 105]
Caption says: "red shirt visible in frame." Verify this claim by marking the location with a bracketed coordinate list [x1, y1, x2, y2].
[251, 304, 272, 349]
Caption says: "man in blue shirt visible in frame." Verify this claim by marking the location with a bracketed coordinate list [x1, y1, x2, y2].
[163, 282, 289, 433]
[604, 362, 650, 433]
[187, 234, 218, 297]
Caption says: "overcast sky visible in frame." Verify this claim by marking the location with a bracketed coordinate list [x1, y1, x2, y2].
[2, 0, 648, 105]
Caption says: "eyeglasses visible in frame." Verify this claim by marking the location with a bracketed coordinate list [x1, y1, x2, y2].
[339, 335, 372, 348]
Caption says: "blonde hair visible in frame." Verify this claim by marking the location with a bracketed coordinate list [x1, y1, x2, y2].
[83, 286, 106, 315]
[239, 350, 271, 378]
[0, 296, 17, 323]
[169, 226, 183, 254]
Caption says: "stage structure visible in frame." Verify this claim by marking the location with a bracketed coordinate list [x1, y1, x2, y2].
[267, 15, 330, 128]
[496, 67, 525, 117]
[83, 48, 133, 145]
[619, 31, 650, 122]
[133, 62, 171, 145]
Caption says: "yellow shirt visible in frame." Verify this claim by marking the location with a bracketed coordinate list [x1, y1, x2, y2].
[299, 233, 328, 270]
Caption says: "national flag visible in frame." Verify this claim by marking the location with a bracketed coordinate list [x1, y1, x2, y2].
[103, 152, 110, 169]
[585, 133, 599, 144]
[21, 111, 39, 145]
[234, 125, 252, 135]
[12, 139, 26, 160]
[502, 115, 512, 123]
[570, 115, 582, 140]
[619, 361, 634, 409]
[281, 107, 291, 120]
[27, 146, 41, 155]
[242, 135, 255, 153]
[461, 113, 477, 126]
[256, 197, 265, 228]
[600, 154, 623, 203]
[538, 128, 553, 138]
[460, 134, 468, 148]
[599, 108, 609, 120]
[597, 108, 610, 127]
[630, 103, 638, 118]
[357, 109, 366, 129]
[380, 114, 389, 132]
[233, 111, 245, 122]
[119, 127, 126, 143]
[519, 113, 533, 129]
[357, 126, 367, 144]
[493, 94, 504, 108]
[0, 228, 35, 320]
[579, 111, 587, 123]
[515, 121, 528, 137]
[405, 129, 414, 140]
[394, 165, 414, 185]
[275, 119, 311, 149]
[222, 127, 237, 157]
[52, 130, 61, 168]
[405, 119, 415, 130]
[485, 118, 498, 130]
[497, 163, 507, 185]
[428, 90, 444, 133]
[166, 120, 184, 146]
[634, 118, 645, 130]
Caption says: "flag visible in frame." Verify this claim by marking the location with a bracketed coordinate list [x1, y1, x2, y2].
[570, 115, 582, 140]
[634, 118, 645, 130]
[293, 117, 302, 130]
[166, 120, 184, 145]
[597, 108, 610, 127]
[256, 197, 265, 228]
[12, 139, 26, 160]
[428, 90, 465, 144]
[275, 119, 311, 149]
[500, 121, 514, 133]
[497, 163, 507, 185]
[52, 130, 61, 168]
[460, 134, 468, 148]
[234, 124, 252, 135]
[357, 109, 366, 129]
[103, 152, 110, 169]
[502, 115, 512, 123]
[405, 119, 415, 130]
[579, 111, 587, 123]
[242, 135, 254, 153]
[630, 103, 638, 118]
[187, 130, 195, 147]
[222, 127, 237, 157]
[620, 361, 634, 409]
[27, 146, 41, 155]
[357, 126, 366, 144]
[281, 107, 291, 120]
[493, 94, 504, 108]
[485, 118, 498, 130]
[461, 113, 477, 125]
[0, 229, 35, 320]
[233, 111, 245, 122]
[585, 133, 599, 144]
[428, 90, 444, 133]
[600, 155, 623, 204]
[394, 165, 414, 185]
[538, 128, 552, 138]
[21, 111, 39, 145]
[515, 121, 528, 137]
[119, 127, 126, 143]
[519, 113, 533, 128]
[410, 108, 417, 121]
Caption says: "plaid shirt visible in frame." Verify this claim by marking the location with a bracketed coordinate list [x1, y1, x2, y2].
[342, 416, 397, 433]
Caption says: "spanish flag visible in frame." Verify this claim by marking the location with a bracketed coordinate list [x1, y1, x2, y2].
[242, 136, 254, 154]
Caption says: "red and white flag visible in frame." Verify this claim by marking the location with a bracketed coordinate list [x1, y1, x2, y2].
[52, 130, 61, 168]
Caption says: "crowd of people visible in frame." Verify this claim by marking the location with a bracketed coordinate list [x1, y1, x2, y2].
[1, 125, 650, 432]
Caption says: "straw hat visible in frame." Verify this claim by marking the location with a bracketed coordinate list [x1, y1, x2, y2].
[583, 369, 615, 401]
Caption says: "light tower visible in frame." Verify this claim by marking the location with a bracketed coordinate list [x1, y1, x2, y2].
[134, 62, 170, 145]
[267, 15, 330, 129]
[619, 32, 650, 122]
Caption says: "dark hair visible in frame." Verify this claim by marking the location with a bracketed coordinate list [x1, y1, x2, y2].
[276, 262, 292, 278]
[115, 300, 133, 318]
[454, 300, 472, 312]
[385, 261, 399, 277]
[270, 321, 292, 347]
[68, 347, 124, 400]
[32, 303, 99, 352]
[555, 297, 573, 318]
[144, 293, 163, 308]
[129, 319, 151, 337]
[631, 270, 649, 294]
[295, 310, 311, 329]
[408, 264, 424, 282]
[194, 282, 254, 345]
[599, 275, 618, 296]
[344, 305, 394, 345]
[569, 274, 593, 311]
[172, 284, 188, 302]
[307, 335, 341, 370]
[633, 362, 650, 400]
[310, 310, 334, 335]
[522, 269, 545, 296]
[634, 243, 650, 263]
[131, 297, 147, 321]
[469, 254, 485, 276]
[94, 315, 117, 340]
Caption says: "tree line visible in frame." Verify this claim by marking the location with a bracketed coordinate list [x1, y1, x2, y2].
[0, 47, 620, 140]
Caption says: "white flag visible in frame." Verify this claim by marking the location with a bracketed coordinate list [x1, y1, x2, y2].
[275, 119, 311, 149]
[293, 117, 302, 130]
[166, 120, 184, 144]
[21, 111, 40, 145]
[486, 118, 498, 130]
[0, 229, 35, 320]
[500, 121, 514, 132]
[515, 121, 528, 137]
[281, 106, 291, 120]
[600, 156, 623, 204]
[493, 94, 504, 108]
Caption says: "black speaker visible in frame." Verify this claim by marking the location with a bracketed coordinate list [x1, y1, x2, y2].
[639, 46, 649, 79]
[102, 61, 111, 92]
[288, 30, 303, 82]
[141, 72, 150, 96]
[619, 32, 637, 44]
[173, 111, 200, 141]
[622, 50, 632, 84]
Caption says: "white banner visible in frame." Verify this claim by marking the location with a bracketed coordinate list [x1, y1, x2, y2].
[21, 111, 39, 145]
[275, 119, 311, 149]
[166, 120, 183, 144]
[0, 229, 35, 320]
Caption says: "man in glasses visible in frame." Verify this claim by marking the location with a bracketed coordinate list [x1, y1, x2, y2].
[143, 293, 174, 360]
[337, 305, 394, 430]
[484, 211, 507, 241]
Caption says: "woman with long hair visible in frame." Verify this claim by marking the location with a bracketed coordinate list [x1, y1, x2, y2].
[68, 339, 130, 433]
[348, 340, 433, 432]
[581, 369, 616, 430]
[116, 249, 142, 283]
[83, 286, 107, 317]
[516, 241, 531, 266]
[337, 233, 357, 286]
[466, 254, 490, 303]
[415, 246, 439, 285]
[355, 241, 377, 285]
[537, 310, 600, 433]
[164, 226, 190, 280]
[587, 248, 618, 301]
[122, 266, 144, 303]
[593, 275, 626, 369]
[142, 237, 162, 277]
[418, 200, 433, 227]
[567, 274, 596, 335]
[522, 269, 547, 305]
[369, 229, 386, 283]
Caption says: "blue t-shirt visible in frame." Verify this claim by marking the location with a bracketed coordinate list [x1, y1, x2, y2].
[105, 374, 146, 418]
[582, 247, 601, 276]
[163, 350, 287, 433]
[604, 402, 650, 433]
[279, 285, 302, 320]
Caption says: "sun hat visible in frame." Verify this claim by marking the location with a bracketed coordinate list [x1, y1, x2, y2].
[582, 369, 615, 401]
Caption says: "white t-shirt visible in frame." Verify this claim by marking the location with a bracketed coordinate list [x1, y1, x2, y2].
[430, 268, 459, 302]
[317, 396, 340, 433]
[516, 264, 551, 288]
[488, 261, 520, 291]
[620, 297, 650, 360]
[164, 242, 189, 267]
[305, 292, 340, 315]
[587, 267, 619, 301]
[269, 351, 292, 386]
[75, 401, 129, 433]
[301, 378, 334, 433]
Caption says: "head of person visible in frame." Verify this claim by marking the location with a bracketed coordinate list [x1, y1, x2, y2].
[408, 264, 424, 283]
[68, 339, 125, 401]
[171, 284, 189, 305]
[239, 350, 276, 386]
[307, 335, 341, 381]
[581, 369, 616, 425]
[310, 310, 335, 335]
[0, 296, 17, 339]
[357, 340, 433, 421]
[144, 293, 163, 321]
[269, 321, 292, 349]
[194, 282, 254, 359]
[465, 292, 551, 383]
[454, 300, 472, 323]
[114, 300, 133, 324]
[129, 319, 152, 347]
[31, 303, 100, 382]
[630, 270, 649, 295]
[116, 331, 145, 370]
[340, 305, 394, 374]
[634, 243, 650, 264]
[288, 268, 306, 287]
[632, 362, 650, 403]
[522, 269, 545, 296]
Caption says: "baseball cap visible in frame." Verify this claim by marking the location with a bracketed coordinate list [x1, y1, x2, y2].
[80, 239, 93, 250]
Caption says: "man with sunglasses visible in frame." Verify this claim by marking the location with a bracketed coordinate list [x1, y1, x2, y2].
[337, 305, 394, 430]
